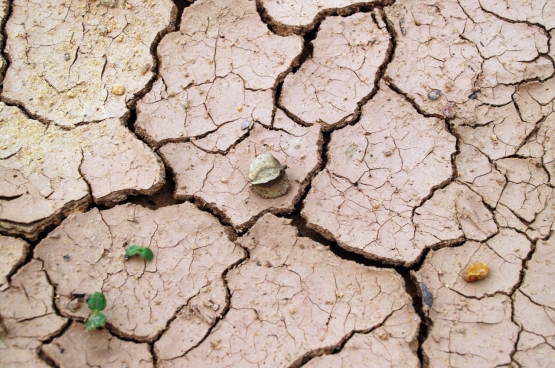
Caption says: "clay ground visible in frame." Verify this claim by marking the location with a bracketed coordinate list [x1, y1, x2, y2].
[1, 0, 555, 366]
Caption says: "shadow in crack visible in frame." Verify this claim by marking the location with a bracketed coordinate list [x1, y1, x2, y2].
[172, 0, 193, 30]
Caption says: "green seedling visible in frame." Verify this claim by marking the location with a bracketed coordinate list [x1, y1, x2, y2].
[85, 292, 107, 331]
[125, 244, 154, 261]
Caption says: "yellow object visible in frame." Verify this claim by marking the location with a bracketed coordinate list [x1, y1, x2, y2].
[112, 84, 125, 96]
[464, 263, 489, 282]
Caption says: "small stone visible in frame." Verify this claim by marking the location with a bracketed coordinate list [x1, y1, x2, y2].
[241, 119, 253, 130]
[248, 153, 286, 185]
[66, 90, 76, 98]
[399, 18, 406, 36]
[66, 297, 81, 312]
[464, 263, 489, 282]
[376, 330, 389, 340]
[237, 106, 243, 112]
[372, 203, 380, 209]
[112, 84, 125, 96]
[428, 89, 441, 100]
[101, 0, 116, 7]
[64, 52, 70, 61]
[491, 134, 498, 141]
[420, 282, 433, 308]
[468, 90, 481, 100]
[443, 102, 456, 118]
[384, 150, 392, 156]
[251, 171, 290, 199]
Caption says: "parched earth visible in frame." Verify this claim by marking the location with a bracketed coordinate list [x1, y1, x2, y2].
[0, 0, 554, 366]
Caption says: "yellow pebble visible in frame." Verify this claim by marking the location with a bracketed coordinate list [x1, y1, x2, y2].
[237, 106, 243, 112]
[464, 263, 489, 282]
[112, 84, 125, 95]
[373, 203, 380, 209]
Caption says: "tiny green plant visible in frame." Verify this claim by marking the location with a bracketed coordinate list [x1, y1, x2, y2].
[85, 292, 107, 331]
[125, 244, 154, 261]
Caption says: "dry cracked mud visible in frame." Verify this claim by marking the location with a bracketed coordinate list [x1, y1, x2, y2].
[1, 0, 554, 367]
[158, 214, 420, 367]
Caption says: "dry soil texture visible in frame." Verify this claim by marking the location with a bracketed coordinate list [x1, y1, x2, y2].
[1, 0, 554, 367]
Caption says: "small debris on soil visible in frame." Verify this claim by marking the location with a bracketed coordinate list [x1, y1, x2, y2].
[249, 153, 287, 185]
[427, 89, 441, 101]
[420, 282, 433, 309]
[112, 83, 125, 96]
[442, 102, 456, 118]
[241, 119, 253, 130]
[468, 89, 481, 100]
[464, 263, 489, 282]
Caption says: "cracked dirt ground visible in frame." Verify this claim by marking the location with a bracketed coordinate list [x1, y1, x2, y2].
[1, 0, 554, 366]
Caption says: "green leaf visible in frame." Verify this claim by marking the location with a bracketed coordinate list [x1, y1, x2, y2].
[85, 312, 106, 331]
[126, 245, 141, 257]
[139, 248, 154, 261]
[87, 292, 106, 312]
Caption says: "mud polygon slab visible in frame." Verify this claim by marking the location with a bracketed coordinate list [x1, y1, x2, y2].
[159, 117, 322, 231]
[280, 12, 390, 130]
[415, 234, 525, 367]
[302, 83, 456, 265]
[479, 0, 555, 30]
[0, 104, 164, 240]
[0, 260, 68, 367]
[135, 0, 303, 147]
[0, 235, 29, 290]
[384, 0, 551, 125]
[259, 0, 383, 33]
[34, 202, 244, 342]
[42, 323, 153, 367]
[158, 214, 419, 367]
[414, 182, 497, 244]
[2, 0, 175, 126]
[417, 229, 531, 299]
[302, 305, 420, 368]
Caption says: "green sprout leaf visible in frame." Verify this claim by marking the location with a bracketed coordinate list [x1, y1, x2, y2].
[85, 312, 106, 331]
[87, 292, 106, 312]
[125, 245, 154, 261]
[125, 245, 141, 257]
[139, 248, 154, 261]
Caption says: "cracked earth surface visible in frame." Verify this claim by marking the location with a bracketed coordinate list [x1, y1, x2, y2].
[0, 0, 554, 366]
